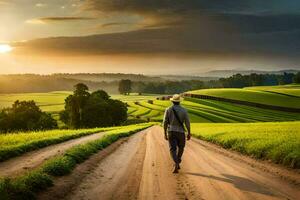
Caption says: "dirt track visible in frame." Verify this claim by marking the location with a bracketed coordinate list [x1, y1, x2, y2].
[39, 126, 300, 200]
[0, 132, 106, 177]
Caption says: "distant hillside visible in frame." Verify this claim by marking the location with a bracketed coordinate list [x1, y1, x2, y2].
[158, 75, 218, 81]
[202, 69, 300, 77]
[53, 73, 163, 82]
[0, 74, 119, 93]
[0, 73, 209, 94]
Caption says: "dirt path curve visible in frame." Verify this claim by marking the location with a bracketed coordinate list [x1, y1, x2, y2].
[39, 126, 300, 200]
[0, 132, 107, 177]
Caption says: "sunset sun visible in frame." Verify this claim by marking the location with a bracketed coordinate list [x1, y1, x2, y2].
[0, 44, 12, 53]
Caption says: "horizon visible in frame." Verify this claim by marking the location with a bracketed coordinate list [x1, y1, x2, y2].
[0, 68, 299, 77]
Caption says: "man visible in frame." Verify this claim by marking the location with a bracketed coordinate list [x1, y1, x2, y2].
[163, 94, 191, 173]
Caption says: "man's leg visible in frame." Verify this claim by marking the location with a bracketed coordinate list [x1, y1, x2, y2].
[168, 132, 178, 164]
[177, 132, 186, 165]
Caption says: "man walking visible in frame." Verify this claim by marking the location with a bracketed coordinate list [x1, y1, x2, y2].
[163, 94, 191, 173]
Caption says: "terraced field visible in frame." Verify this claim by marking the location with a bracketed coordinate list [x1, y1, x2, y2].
[1, 85, 299, 124]
[127, 98, 300, 123]
[245, 84, 300, 97]
[186, 87, 300, 109]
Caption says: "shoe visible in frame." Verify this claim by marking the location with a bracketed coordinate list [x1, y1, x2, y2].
[173, 164, 179, 173]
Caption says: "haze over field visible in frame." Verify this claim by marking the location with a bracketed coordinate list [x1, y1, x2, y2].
[0, 0, 299, 74]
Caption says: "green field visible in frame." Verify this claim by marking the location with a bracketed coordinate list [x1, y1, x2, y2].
[0, 92, 157, 113]
[0, 123, 154, 162]
[0, 92, 158, 127]
[245, 84, 300, 97]
[1, 85, 299, 124]
[127, 98, 300, 123]
[191, 122, 300, 168]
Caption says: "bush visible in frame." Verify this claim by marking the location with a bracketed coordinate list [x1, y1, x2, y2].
[42, 156, 76, 176]
[0, 100, 57, 133]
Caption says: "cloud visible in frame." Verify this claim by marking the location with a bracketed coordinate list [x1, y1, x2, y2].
[26, 16, 96, 24]
[100, 22, 133, 28]
[14, 25, 300, 59]
[11, 0, 300, 65]
[35, 3, 47, 7]
[82, 0, 300, 34]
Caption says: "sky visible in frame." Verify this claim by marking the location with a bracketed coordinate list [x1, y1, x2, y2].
[0, 0, 300, 75]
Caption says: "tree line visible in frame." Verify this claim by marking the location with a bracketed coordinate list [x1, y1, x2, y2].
[218, 72, 300, 88]
[118, 72, 300, 94]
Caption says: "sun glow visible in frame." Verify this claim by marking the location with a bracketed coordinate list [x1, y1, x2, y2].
[0, 44, 13, 53]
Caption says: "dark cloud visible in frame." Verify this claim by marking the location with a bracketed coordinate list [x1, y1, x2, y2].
[13, 0, 300, 63]
[30, 16, 96, 23]
[14, 25, 300, 58]
[83, 0, 300, 34]
[101, 22, 133, 28]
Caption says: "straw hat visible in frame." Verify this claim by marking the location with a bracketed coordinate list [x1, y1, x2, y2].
[170, 94, 182, 102]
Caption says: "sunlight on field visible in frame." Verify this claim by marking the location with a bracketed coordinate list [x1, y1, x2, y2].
[188, 86, 300, 109]
[191, 122, 300, 168]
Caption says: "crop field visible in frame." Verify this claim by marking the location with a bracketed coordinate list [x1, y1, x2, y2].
[245, 84, 300, 97]
[191, 121, 300, 168]
[0, 92, 157, 112]
[0, 123, 153, 162]
[186, 84, 300, 109]
[127, 98, 300, 123]
[0, 91, 71, 113]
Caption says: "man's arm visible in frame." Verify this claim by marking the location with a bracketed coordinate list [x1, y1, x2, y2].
[184, 111, 191, 140]
[163, 108, 169, 140]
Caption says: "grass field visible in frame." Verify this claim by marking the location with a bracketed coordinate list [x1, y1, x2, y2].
[0, 123, 153, 162]
[191, 122, 300, 168]
[127, 97, 300, 123]
[245, 84, 300, 97]
[186, 86, 300, 109]
[0, 92, 158, 127]
[0, 85, 299, 124]
[0, 92, 157, 113]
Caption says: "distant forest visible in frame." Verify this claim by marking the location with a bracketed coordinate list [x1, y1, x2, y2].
[0, 72, 299, 94]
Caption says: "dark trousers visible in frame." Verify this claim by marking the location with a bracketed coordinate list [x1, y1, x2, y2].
[168, 131, 186, 165]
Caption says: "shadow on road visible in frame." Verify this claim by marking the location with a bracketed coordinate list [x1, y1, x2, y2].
[184, 172, 274, 196]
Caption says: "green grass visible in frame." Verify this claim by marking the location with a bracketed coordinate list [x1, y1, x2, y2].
[127, 97, 300, 123]
[0, 123, 154, 200]
[245, 85, 300, 97]
[187, 86, 300, 109]
[0, 126, 126, 162]
[111, 93, 160, 102]
[0, 91, 71, 113]
[191, 122, 300, 168]
[0, 92, 160, 127]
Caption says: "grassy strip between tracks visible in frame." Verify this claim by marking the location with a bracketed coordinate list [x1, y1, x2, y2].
[0, 123, 154, 200]
[0, 127, 121, 162]
[191, 122, 300, 169]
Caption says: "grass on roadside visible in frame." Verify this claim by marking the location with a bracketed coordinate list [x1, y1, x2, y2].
[0, 123, 154, 200]
[191, 122, 300, 168]
[0, 127, 120, 162]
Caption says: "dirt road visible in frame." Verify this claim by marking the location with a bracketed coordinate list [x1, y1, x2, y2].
[0, 132, 106, 177]
[39, 126, 300, 200]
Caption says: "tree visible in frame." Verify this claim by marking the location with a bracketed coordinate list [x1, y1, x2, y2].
[60, 86, 127, 128]
[0, 100, 57, 132]
[119, 79, 132, 95]
[293, 72, 300, 83]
